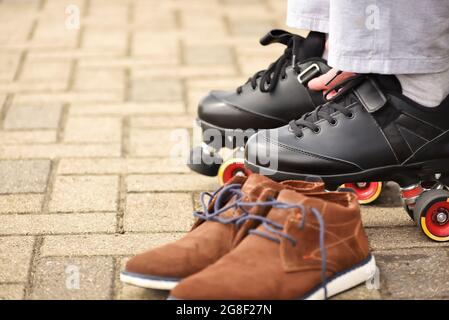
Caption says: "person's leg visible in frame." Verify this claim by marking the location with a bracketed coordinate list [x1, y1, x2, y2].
[286, 0, 330, 33]
[246, 0, 449, 241]
[327, 0, 449, 74]
[323, 0, 449, 107]
[286, 0, 330, 59]
[396, 68, 449, 107]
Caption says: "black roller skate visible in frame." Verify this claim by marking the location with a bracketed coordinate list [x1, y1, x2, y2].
[188, 29, 329, 184]
[245, 73, 449, 241]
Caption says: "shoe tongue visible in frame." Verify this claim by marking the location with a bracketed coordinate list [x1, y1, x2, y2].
[265, 189, 308, 225]
[298, 31, 326, 61]
[282, 180, 324, 193]
[216, 175, 281, 220]
[373, 74, 402, 94]
[241, 174, 282, 195]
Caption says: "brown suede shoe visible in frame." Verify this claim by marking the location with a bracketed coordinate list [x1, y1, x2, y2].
[120, 175, 324, 290]
[169, 189, 376, 300]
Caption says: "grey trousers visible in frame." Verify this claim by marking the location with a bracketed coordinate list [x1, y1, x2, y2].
[286, 0, 449, 106]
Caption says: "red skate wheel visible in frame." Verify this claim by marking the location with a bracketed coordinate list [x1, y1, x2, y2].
[218, 158, 252, 185]
[414, 189, 449, 242]
[343, 182, 382, 205]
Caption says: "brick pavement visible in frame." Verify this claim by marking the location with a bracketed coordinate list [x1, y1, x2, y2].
[0, 0, 448, 300]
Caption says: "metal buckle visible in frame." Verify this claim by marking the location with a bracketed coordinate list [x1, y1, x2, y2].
[297, 63, 320, 84]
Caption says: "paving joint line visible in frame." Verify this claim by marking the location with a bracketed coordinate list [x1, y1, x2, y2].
[111, 256, 121, 300]
[116, 175, 127, 234]
[0, 94, 14, 130]
[24, 160, 59, 299]
[23, 235, 44, 300]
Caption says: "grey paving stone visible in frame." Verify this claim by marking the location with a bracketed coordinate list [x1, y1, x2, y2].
[376, 248, 449, 299]
[74, 68, 125, 91]
[125, 193, 194, 232]
[0, 130, 57, 144]
[228, 18, 276, 36]
[0, 144, 121, 159]
[0, 212, 117, 235]
[130, 115, 195, 129]
[58, 158, 189, 175]
[32, 21, 79, 48]
[82, 28, 127, 53]
[41, 233, 183, 257]
[64, 116, 122, 143]
[0, 194, 43, 214]
[0, 160, 51, 194]
[0, 52, 21, 81]
[129, 128, 187, 157]
[126, 174, 218, 192]
[20, 60, 71, 83]
[4, 103, 63, 129]
[130, 78, 183, 102]
[185, 46, 233, 65]
[361, 206, 414, 228]
[0, 236, 34, 283]
[0, 284, 25, 300]
[366, 227, 449, 251]
[69, 102, 185, 116]
[49, 175, 119, 212]
[0, 94, 6, 114]
[31, 256, 114, 300]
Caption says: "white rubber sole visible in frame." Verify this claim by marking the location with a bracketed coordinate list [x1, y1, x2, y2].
[304, 255, 377, 300]
[120, 272, 179, 291]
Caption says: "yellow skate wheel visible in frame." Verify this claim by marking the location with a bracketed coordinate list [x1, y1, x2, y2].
[218, 158, 252, 185]
[343, 182, 383, 205]
[413, 189, 449, 242]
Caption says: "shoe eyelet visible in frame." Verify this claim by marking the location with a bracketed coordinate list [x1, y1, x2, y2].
[295, 133, 303, 139]
[312, 126, 321, 134]
[346, 112, 355, 119]
[281, 75, 287, 80]
[329, 118, 338, 126]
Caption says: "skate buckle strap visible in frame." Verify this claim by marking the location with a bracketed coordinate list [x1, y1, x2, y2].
[354, 78, 387, 113]
[297, 63, 320, 84]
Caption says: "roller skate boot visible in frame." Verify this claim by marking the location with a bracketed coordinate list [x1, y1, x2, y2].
[245, 73, 449, 241]
[188, 29, 330, 183]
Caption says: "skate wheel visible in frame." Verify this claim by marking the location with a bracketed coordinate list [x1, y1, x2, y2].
[343, 182, 382, 205]
[218, 158, 252, 185]
[187, 146, 221, 177]
[413, 189, 449, 242]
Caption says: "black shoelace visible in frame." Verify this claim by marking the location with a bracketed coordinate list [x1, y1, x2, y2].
[236, 35, 306, 94]
[289, 74, 366, 138]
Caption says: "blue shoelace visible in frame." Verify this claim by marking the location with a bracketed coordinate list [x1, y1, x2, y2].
[193, 184, 247, 224]
[194, 184, 329, 298]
